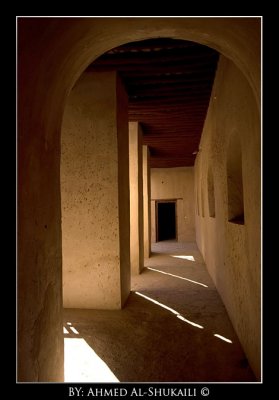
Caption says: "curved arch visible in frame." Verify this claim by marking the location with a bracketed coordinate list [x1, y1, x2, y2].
[63, 18, 260, 104]
[19, 18, 260, 129]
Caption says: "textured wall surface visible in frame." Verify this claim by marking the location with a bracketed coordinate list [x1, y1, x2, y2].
[129, 122, 144, 274]
[151, 167, 195, 242]
[61, 71, 130, 309]
[195, 55, 261, 379]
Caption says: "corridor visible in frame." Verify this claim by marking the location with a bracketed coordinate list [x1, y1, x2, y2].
[64, 241, 255, 382]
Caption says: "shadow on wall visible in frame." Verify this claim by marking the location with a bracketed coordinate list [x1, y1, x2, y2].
[64, 288, 256, 382]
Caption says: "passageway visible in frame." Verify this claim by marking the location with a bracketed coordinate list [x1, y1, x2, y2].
[63, 241, 255, 382]
[18, 18, 261, 382]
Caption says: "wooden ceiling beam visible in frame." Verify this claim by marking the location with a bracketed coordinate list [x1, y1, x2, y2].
[129, 94, 211, 102]
[88, 63, 217, 75]
[92, 52, 218, 67]
[125, 76, 214, 87]
[107, 39, 214, 51]
[84, 38, 219, 168]
[127, 83, 213, 95]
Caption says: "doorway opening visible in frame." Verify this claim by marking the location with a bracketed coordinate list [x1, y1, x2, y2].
[156, 200, 177, 242]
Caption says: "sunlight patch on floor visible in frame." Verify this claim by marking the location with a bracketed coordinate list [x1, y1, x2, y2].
[147, 267, 208, 287]
[135, 291, 204, 329]
[214, 334, 233, 343]
[64, 338, 119, 382]
[170, 255, 195, 261]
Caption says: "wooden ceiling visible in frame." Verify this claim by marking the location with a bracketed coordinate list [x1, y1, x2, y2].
[87, 38, 219, 168]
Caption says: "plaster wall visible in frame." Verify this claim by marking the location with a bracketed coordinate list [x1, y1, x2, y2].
[151, 167, 195, 242]
[194, 55, 261, 378]
[61, 71, 130, 309]
[129, 122, 144, 274]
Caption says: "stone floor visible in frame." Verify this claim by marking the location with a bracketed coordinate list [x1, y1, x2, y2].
[63, 241, 256, 382]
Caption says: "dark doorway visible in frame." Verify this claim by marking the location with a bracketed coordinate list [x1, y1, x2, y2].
[156, 201, 177, 242]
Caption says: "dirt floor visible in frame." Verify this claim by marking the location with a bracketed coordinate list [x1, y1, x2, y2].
[63, 241, 256, 382]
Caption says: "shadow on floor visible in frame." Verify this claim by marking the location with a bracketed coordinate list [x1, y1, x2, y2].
[64, 291, 255, 382]
[63, 242, 256, 382]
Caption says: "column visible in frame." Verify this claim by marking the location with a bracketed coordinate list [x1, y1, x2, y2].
[142, 145, 151, 258]
[61, 71, 130, 309]
[129, 122, 144, 275]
